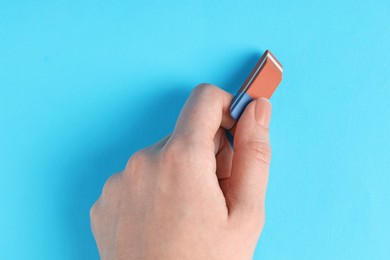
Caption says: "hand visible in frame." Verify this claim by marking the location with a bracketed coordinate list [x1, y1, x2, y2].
[90, 83, 273, 260]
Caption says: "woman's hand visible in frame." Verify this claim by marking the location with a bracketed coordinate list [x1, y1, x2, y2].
[90, 83, 272, 260]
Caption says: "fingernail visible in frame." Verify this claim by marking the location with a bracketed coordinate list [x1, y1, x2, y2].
[255, 98, 272, 127]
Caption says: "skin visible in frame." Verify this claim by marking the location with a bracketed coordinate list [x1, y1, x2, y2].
[90, 83, 273, 260]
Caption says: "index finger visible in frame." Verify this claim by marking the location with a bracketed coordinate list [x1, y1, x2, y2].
[172, 83, 235, 145]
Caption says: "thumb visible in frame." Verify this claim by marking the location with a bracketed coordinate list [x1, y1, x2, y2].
[227, 98, 272, 219]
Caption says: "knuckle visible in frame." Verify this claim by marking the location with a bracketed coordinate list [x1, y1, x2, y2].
[124, 149, 150, 186]
[193, 83, 219, 97]
[162, 136, 206, 165]
[246, 140, 272, 165]
[159, 137, 207, 185]
[126, 149, 149, 172]
[160, 138, 188, 167]
[101, 174, 116, 198]
[163, 137, 185, 155]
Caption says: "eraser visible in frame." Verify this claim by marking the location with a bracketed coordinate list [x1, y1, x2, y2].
[230, 50, 283, 121]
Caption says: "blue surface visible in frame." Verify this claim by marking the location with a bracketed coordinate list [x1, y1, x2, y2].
[1, 1, 389, 259]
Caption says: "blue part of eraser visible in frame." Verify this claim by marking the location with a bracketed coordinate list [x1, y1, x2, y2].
[230, 91, 253, 121]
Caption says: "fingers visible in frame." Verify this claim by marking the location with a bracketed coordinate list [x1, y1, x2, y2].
[172, 84, 235, 148]
[227, 98, 272, 219]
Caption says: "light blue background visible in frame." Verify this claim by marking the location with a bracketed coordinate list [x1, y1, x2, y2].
[1, 0, 389, 259]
